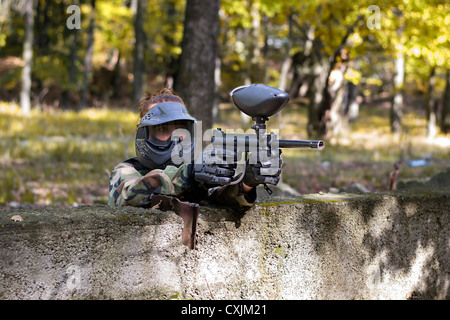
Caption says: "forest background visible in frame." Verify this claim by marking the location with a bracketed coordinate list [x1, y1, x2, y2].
[0, 0, 449, 209]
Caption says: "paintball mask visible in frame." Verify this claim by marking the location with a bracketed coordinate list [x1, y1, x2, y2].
[135, 102, 196, 169]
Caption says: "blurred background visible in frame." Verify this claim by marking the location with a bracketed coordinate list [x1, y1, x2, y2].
[0, 0, 449, 209]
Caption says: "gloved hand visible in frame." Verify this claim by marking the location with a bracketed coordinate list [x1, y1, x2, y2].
[192, 149, 239, 186]
[243, 149, 282, 188]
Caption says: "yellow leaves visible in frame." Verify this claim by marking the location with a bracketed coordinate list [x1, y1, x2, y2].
[344, 67, 362, 85]
[0, 33, 6, 47]
[365, 77, 383, 87]
[410, 46, 421, 55]
[349, 32, 363, 48]
[171, 46, 182, 56]
[94, 0, 133, 60]
[0, 101, 20, 113]
[259, 0, 283, 18]
[222, 0, 247, 15]
[379, 0, 450, 70]
[437, 36, 447, 44]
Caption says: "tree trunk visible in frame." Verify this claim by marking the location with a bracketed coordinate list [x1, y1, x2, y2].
[246, 0, 262, 83]
[390, 50, 404, 133]
[326, 63, 348, 138]
[132, 0, 146, 105]
[277, 13, 294, 135]
[278, 14, 293, 92]
[262, 15, 270, 84]
[112, 50, 121, 100]
[288, 26, 315, 99]
[62, 1, 79, 110]
[174, 0, 220, 132]
[35, 0, 50, 54]
[390, 16, 405, 134]
[426, 66, 437, 138]
[315, 16, 363, 138]
[239, 1, 262, 126]
[343, 80, 359, 122]
[80, 0, 96, 110]
[212, 56, 221, 124]
[441, 69, 450, 133]
[307, 62, 327, 138]
[20, 0, 34, 116]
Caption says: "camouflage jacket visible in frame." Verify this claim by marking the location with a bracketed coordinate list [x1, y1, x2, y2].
[108, 157, 256, 211]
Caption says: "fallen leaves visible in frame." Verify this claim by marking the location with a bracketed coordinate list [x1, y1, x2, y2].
[10, 215, 23, 222]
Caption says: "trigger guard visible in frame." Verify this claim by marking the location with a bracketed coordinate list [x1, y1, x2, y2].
[226, 162, 247, 185]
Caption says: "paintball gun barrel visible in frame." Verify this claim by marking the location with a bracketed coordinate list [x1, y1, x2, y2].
[210, 131, 324, 152]
[278, 139, 324, 149]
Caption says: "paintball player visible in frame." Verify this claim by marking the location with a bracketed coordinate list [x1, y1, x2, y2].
[108, 88, 282, 212]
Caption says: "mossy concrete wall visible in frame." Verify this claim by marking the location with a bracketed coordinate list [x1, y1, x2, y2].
[0, 189, 449, 300]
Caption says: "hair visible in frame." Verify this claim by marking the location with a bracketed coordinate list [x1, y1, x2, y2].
[138, 88, 185, 119]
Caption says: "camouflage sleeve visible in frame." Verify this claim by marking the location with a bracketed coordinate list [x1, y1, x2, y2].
[108, 161, 192, 208]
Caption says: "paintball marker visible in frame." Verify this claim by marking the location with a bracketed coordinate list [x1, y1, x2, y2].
[169, 84, 325, 249]
[154, 84, 325, 250]
[206, 84, 324, 187]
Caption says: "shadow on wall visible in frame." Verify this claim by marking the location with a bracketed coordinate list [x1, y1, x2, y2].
[292, 191, 449, 300]
[361, 195, 448, 300]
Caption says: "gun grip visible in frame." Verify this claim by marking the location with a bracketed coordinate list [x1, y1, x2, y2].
[227, 161, 247, 186]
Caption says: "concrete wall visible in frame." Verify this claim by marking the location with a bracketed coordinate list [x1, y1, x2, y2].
[0, 189, 449, 300]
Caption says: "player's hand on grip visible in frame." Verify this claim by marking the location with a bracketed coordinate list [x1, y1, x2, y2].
[243, 149, 282, 188]
[193, 149, 239, 186]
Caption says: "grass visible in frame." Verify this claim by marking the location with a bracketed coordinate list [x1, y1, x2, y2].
[282, 105, 449, 193]
[0, 103, 138, 206]
[0, 100, 449, 208]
